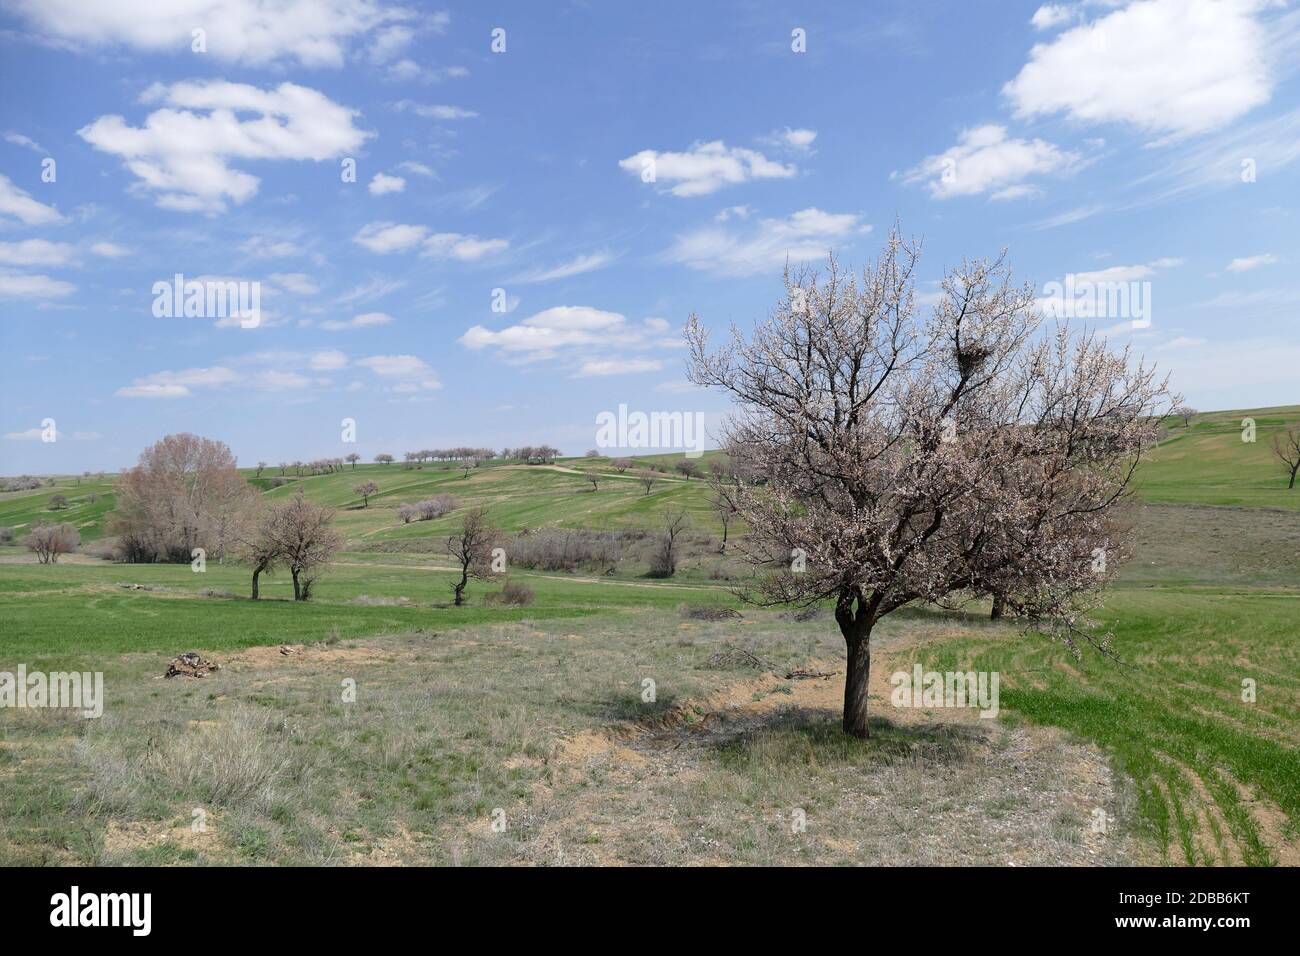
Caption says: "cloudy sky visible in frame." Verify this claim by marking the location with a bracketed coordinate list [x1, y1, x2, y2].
[1, 0, 1298, 472]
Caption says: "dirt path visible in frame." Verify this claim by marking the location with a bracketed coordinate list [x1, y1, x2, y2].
[333, 560, 732, 592]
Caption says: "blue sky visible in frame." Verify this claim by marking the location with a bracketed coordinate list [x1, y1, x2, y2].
[1, 0, 1298, 474]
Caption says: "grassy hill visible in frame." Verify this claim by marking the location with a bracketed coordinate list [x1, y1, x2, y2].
[1142, 405, 1300, 509]
[4, 406, 1299, 546]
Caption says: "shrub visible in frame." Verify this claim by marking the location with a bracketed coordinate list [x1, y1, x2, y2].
[683, 605, 742, 621]
[23, 522, 80, 563]
[485, 579, 535, 607]
[417, 494, 459, 520]
[507, 529, 623, 572]
[83, 538, 122, 561]
[0, 526, 14, 544]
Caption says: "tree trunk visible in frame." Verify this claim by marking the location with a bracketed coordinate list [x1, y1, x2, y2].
[453, 567, 468, 606]
[291, 569, 302, 601]
[990, 593, 1005, 620]
[251, 568, 261, 600]
[836, 594, 875, 739]
[1290, 468, 1297, 490]
[842, 634, 871, 739]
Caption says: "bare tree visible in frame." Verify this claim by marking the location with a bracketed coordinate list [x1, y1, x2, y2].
[584, 469, 600, 491]
[110, 433, 256, 563]
[1274, 426, 1300, 489]
[611, 458, 633, 473]
[24, 523, 80, 564]
[375, 453, 394, 465]
[637, 471, 658, 496]
[237, 507, 280, 600]
[346, 453, 361, 469]
[709, 474, 741, 553]
[255, 461, 266, 477]
[353, 480, 379, 507]
[445, 506, 498, 606]
[649, 511, 690, 578]
[48, 494, 68, 510]
[1172, 404, 1196, 428]
[687, 232, 1173, 738]
[264, 492, 341, 601]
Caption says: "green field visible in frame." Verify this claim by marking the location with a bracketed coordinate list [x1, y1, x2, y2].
[1, 410, 1298, 866]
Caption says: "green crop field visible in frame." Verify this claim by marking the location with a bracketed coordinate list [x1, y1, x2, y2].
[1, 410, 1297, 866]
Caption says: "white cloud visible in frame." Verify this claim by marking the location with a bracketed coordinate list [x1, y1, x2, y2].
[351, 221, 507, 260]
[1004, 0, 1280, 138]
[0, 273, 76, 298]
[4, 131, 45, 153]
[3, 426, 99, 441]
[352, 222, 427, 253]
[239, 236, 302, 259]
[116, 383, 191, 399]
[6, 0, 415, 68]
[309, 349, 349, 371]
[665, 207, 869, 277]
[618, 140, 796, 197]
[1226, 253, 1278, 272]
[366, 23, 415, 63]
[392, 100, 478, 120]
[422, 234, 507, 261]
[459, 307, 678, 378]
[0, 239, 76, 267]
[577, 358, 664, 377]
[509, 251, 615, 283]
[115, 365, 240, 399]
[369, 172, 406, 195]
[385, 60, 466, 83]
[322, 311, 394, 330]
[1030, 4, 1075, 30]
[89, 241, 131, 258]
[78, 80, 372, 213]
[904, 125, 1082, 199]
[0, 173, 65, 225]
[355, 353, 440, 390]
[269, 272, 319, 295]
[777, 128, 817, 152]
[1035, 257, 1183, 314]
[396, 160, 435, 177]
[461, 306, 628, 355]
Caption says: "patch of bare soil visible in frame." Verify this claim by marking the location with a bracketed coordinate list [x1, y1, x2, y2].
[103, 818, 223, 860]
[221, 642, 397, 669]
[508, 654, 1137, 866]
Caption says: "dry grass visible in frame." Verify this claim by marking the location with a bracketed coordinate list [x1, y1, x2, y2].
[0, 609, 1141, 866]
